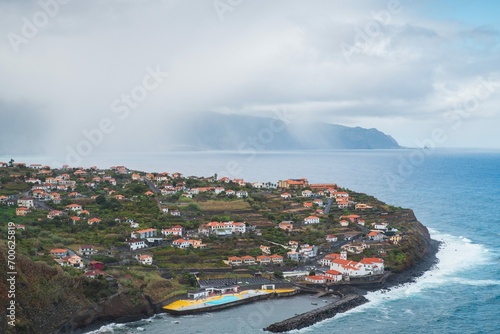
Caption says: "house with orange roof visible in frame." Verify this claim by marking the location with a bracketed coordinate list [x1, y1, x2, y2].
[318, 251, 347, 266]
[355, 203, 373, 210]
[228, 256, 242, 266]
[138, 254, 153, 265]
[50, 248, 68, 258]
[16, 207, 30, 216]
[303, 202, 313, 208]
[260, 245, 271, 254]
[305, 275, 327, 284]
[270, 254, 284, 264]
[66, 203, 83, 211]
[144, 191, 154, 196]
[131, 173, 141, 181]
[241, 255, 256, 265]
[161, 225, 184, 237]
[88, 218, 102, 225]
[288, 240, 299, 250]
[78, 209, 90, 216]
[132, 228, 157, 239]
[340, 220, 349, 227]
[359, 258, 385, 274]
[278, 178, 309, 189]
[336, 198, 349, 209]
[47, 210, 63, 219]
[367, 230, 384, 241]
[172, 239, 190, 249]
[278, 221, 293, 232]
[115, 194, 125, 200]
[71, 216, 81, 224]
[281, 192, 292, 199]
[326, 234, 338, 242]
[188, 239, 206, 249]
[341, 214, 360, 223]
[313, 199, 324, 207]
[256, 255, 271, 265]
[324, 270, 343, 282]
[67, 255, 84, 268]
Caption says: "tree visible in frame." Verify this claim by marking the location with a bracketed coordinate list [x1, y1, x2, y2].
[95, 195, 106, 205]
[8, 158, 14, 167]
[274, 270, 284, 279]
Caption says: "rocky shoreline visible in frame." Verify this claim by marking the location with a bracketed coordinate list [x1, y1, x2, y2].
[262, 232, 441, 333]
[264, 294, 369, 333]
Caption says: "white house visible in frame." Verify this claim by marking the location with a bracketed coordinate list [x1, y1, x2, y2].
[214, 187, 225, 195]
[162, 225, 184, 237]
[359, 258, 385, 275]
[367, 230, 384, 241]
[132, 228, 157, 239]
[339, 220, 349, 227]
[228, 256, 243, 266]
[241, 255, 256, 265]
[172, 238, 190, 249]
[17, 197, 34, 208]
[326, 234, 338, 242]
[79, 245, 96, 256]
[324, 270, 343, 282]
[304, 216, 320, 224]
[287, 251, 299, 261]
[301, 190, 313, 197]
[236, 191, 248, 198]
[281, 192, 292, 199]
[373, 223, 388, 231]
[66, 204, 83, 211]
[129, 239, 146, 251]
[329, 257, 384, 277]
[299, 244, 318, 258]
[305, 275, 327, 284]
[138, 254, 153, 265]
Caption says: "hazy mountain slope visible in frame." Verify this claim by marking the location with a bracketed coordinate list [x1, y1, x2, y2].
[177, 113, 400, 150]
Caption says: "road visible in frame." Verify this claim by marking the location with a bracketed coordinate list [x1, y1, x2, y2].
[323, 198, 333, 214]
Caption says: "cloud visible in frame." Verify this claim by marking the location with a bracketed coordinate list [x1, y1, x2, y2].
[0, 0, 500, 156]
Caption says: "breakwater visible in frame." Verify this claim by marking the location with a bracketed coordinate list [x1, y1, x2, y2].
[264, 294, 368, 333]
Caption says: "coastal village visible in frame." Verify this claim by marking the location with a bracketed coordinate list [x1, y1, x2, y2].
[0, 160, 422, 330]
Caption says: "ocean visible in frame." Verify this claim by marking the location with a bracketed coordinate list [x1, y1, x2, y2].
[3, 149, 499, 333]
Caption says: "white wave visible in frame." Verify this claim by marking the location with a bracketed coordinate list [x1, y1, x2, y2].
[304, 229, 494, 327]
[84, 323, 126, 334]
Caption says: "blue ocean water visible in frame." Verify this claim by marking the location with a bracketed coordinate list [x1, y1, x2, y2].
[4, 149, 500, 333]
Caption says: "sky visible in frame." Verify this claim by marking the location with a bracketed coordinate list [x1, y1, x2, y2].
[1, 0, 500, 159]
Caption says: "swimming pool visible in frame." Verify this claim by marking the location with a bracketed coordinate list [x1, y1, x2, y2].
[206, 295, 239, 305]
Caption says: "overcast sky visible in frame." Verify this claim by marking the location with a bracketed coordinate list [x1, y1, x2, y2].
[1, 0, 500, 157]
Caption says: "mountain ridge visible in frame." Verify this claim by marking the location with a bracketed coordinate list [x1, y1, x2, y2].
[175, 113, 400, 150]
